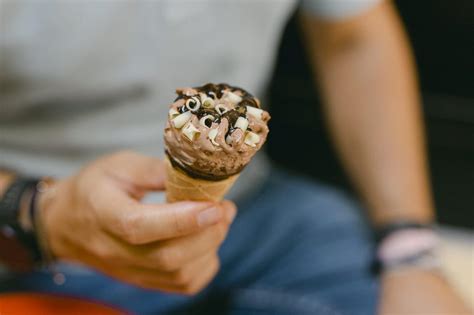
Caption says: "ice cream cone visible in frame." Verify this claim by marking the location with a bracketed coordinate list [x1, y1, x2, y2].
[163, 83, 270, 202]
[164, 157, 239, 202]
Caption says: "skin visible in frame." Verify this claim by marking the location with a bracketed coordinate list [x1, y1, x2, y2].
[300, 0, 470, 313]
[0, 152, 236, 295]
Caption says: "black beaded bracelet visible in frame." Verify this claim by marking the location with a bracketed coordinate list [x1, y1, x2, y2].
[0, 178, 38, 224]
[0, 178, 43, 269]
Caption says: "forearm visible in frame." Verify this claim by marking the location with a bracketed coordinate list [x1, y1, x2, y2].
[379, 269, 471, 314]
[301, 3, 470, 313]
[301, 2, 433, 225]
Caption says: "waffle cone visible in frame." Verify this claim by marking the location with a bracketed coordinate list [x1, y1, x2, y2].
[164, 157, 239, 202]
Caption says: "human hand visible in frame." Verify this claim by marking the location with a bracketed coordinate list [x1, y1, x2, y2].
[379, 267, 471, 314]
[39, 151, 236, 294]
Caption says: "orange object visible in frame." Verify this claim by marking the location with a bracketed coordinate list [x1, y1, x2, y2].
[0, 293, 126, 315]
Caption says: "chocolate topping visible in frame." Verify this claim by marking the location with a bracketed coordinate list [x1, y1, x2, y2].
[164, 83, 270, 180]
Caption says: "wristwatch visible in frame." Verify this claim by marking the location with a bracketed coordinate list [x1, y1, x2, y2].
[372, 221, 440, 274]
[0, 177, 42, 272]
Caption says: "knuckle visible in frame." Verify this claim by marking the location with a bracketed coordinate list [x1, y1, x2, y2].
[155, 249, 177, 271]
[172, 209, 195, 235]
[171, 269, 192, 286]
[118, 213, 142, 244]
[92, 242, 116, 261]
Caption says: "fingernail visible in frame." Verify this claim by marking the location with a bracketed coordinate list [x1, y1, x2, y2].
[197, 207, 221, 227]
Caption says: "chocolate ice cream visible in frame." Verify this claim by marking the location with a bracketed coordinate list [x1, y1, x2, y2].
[164, 83, 270, 181]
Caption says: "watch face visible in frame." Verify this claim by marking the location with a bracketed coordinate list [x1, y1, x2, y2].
[0, 226, 35, 272]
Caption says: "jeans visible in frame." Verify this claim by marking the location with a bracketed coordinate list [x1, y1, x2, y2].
[1, 169, 379, 315]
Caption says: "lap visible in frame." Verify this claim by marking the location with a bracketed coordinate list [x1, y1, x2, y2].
[1, 169, 378, 315]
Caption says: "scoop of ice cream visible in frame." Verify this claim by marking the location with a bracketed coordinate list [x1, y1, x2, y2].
[164, 83, 270, 180]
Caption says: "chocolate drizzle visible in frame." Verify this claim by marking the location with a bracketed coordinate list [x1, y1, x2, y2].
[176, 83, 259, 139]
[166, 150, 243, 181]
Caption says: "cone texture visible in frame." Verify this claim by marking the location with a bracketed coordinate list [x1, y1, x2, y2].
[165, 157, 239, 202]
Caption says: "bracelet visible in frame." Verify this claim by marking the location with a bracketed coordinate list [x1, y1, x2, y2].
[0, 178, 41, 271]
[0, 177, 64, 284]
[372, 222, 440, 274]
[33, 178, 66, 285]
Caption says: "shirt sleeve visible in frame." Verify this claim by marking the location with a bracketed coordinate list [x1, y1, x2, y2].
[300, 0, 383, 20]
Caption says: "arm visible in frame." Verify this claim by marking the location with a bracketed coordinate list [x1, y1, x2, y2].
[300, 1, 470, 313]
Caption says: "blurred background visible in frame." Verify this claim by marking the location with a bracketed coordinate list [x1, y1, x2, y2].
[266, 0, 473, 306]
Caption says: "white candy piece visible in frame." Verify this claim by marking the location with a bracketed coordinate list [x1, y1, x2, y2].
[201, 97, 215, 109]
[208, 128, 219, 146]
[246, 106, 263, 120]
[168, 108, 180, 119]
[182, 123, 201, 141]
[200, 115, 215, 127]
[226, 135, 233, 145]
[244, 131, 260, 147]
[225, 91, 242, 104]
[234, 117, 249, 130]
[215, 104, 229, 115]
[208, 91, 217, 99]
[171, 111, 192, 129]
[186, 97, 201, 112]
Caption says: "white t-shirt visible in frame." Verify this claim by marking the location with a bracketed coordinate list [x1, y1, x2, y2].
[0, 0, 380, 199]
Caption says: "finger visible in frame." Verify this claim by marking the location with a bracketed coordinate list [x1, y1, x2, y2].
[61, 238, 178, 290]
[131, 252, 216, 290]
[109, 220, 228, 270]
[184, 254, 220, 295]
[150, 221, 228, 269]
[134, 253, 218, 294]
[101, 200, 226, 244]
[101, 151, 166, 191]
[76, 254, 182, 292]
[79, 244, 217, 293]
[221, 200, 237, 224]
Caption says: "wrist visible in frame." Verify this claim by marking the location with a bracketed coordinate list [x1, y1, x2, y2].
[36, 178, 62, 259]
[0, 172, 16, 197]
[372, 221, 440, 274]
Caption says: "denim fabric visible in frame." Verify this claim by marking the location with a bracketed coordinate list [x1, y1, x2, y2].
[1, 169, 379, 315]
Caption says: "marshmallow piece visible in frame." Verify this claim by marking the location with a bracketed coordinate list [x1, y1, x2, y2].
[182, 123, 201, 141]
[225, 91, 242, 104]
[168, 108, 180, 119]
[246, 106, 263, 120]
[244, 131, 260, 147]
[234, 117, 249, 131]
[208, 128, 219, 146]
[171, 111, 192, 129]
[201, 97, 215, 109]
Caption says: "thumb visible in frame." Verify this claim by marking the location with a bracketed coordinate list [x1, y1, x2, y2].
[104, 151, 166, 192]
